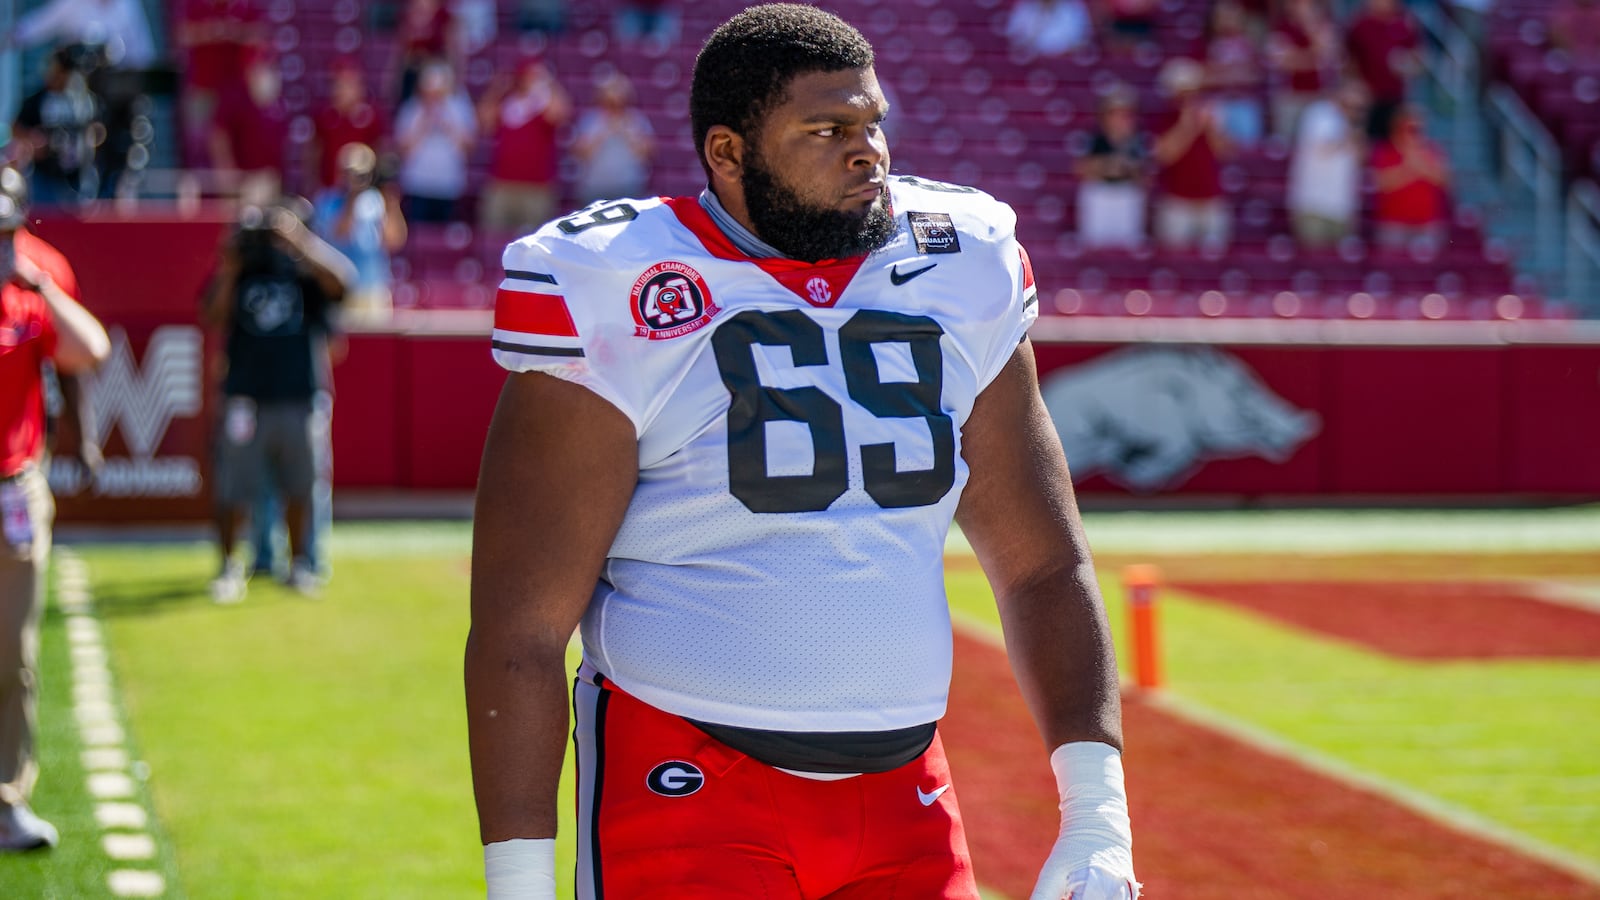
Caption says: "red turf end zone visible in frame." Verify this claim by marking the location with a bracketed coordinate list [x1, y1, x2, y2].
[942, 632, 1600, 899]
[1170, 581, 1600, 660]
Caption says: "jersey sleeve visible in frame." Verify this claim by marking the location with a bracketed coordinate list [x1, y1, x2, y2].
[490, 234, 645, 432]
[974, 239, 1040, 391]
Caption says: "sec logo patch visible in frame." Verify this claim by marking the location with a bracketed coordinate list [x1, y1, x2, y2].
[646, 760, 705, 797]
[631, 261, 720, 340]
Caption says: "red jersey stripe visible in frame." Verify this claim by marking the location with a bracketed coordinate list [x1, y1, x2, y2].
[1018, 245, 1035, 292]
[494, 288, 579, 337]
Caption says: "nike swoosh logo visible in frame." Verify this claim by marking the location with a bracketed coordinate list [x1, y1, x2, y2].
[890, 262, 937, 286]
[917, 784, 950, 807]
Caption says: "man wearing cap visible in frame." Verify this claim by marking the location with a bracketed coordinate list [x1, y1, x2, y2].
[0, 166, 110, 850]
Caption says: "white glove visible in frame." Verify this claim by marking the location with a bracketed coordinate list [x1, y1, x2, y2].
[484, 837, 556, 900]
[1029, 742, 1140, 900]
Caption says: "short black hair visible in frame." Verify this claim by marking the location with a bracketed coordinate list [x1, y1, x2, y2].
[690, 4, 874, 173]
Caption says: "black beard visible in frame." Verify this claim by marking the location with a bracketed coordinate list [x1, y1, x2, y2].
[740, 154, 899, 263]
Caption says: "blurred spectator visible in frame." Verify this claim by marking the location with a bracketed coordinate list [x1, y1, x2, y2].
[395, 59, 476, 224]
[1267, 0, 1340, 140]
[454, 0, 499, 55]
[11, 48, 103, 207]
[1202, 0, 1265, 148]
[394, 0, 465, 104]
[5, 0, 156, 70]
[476, 58, 569, 235]
[178, 0, 266, 166]
[209, 51, 289, 201]
[1098, 0, 1158, 51]
[1005, 0, 1092, 58]
[1287, 80, 1368, 249]
[1550, 0, 1600, 62]
[1152, 58, 1232, 250]
[615, 0, 680, 47]
[1074, 85, 1148, 249]
[1344, 0, 1418, 140]
[202, 201, 354, 602]
[1371, 104, 1450, 252]
[314, 142, 407, 315]
[0, 165, 109, 852]
[572, 72, 653, 206]
[310, 59, 388, 192]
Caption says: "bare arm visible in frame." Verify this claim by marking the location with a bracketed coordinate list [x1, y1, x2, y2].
[467, 372, 638, 843]
[954, 340, 1122, 751]
[200, 246, 239, 328]
[274, 211, 356, 301]
[15, 255, 109, 374]
[380, 187, 408, 251]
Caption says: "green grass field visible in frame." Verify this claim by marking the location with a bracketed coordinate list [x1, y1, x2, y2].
[4, 511, 1598, 898]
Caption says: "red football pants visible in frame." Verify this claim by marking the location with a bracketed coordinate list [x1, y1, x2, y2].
[572, 666, 980, 899]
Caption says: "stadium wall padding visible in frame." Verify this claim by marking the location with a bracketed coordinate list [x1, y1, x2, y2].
[29, 215, 1600, 521]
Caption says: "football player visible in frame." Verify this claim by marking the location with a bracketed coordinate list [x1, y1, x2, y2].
[467, 5, 1138, 898]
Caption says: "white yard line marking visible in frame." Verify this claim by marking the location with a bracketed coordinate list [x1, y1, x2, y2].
[1141, 689, 1600, 886]
[54, 551, 168, 898]
[1519, 579, 1600, 614]
[948, 612, 1600, 887]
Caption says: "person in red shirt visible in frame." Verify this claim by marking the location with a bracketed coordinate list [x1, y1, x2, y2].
[1152, 57, 1233, 250]
[1268, 0, 1340, 140]
[1551, 0, 1600, 61]
[1371, 104, 1451, 252]
[209, 51, 289, 201]
[476, 57, 571, 237]
[394, 0, 464, 104]
[310, 59, 388, 192]
[1344, 0, 1419, 140]
[0, 166, 109, 852]
[177, 0, 266, 165]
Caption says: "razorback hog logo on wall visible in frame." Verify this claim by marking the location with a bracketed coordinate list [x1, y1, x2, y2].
[1040, 346, 1320, 492]
[631, 261, 719, 340]
[48, 325, 205, 499]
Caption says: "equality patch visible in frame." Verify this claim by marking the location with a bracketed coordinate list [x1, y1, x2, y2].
[908, 212, 961, 255]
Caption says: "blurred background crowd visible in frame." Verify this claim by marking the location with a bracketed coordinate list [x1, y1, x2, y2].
[0, 0, 1596, 320]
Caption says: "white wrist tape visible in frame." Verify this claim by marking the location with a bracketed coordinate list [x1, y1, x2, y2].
[484, 838, 556, 900]
[1049, 742, 1135, 877]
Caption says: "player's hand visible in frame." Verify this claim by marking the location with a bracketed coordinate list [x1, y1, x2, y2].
[1030, 861, 1140, 900]
[1030, 743, 1139, 900]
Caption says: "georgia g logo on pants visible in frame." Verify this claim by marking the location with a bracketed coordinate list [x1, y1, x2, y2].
[646, 760, 705, 797]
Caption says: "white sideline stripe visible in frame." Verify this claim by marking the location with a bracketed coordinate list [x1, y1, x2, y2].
[83, 747, 130, 772]
[95, 803, 149, 829]
[103, 833, 157, 860]
[1141, 690, 1600, 886]
[53, 551, 167, 897]
[106, 870, 166, 897]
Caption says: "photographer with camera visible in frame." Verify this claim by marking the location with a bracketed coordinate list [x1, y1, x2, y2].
[202, 200, 354, 603]
[313, 142, 406, 318]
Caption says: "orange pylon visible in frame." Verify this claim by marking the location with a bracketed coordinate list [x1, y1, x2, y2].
[1123, 564, 1163, 689]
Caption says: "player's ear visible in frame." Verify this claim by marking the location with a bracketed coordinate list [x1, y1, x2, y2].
[704, 125, 745, 183]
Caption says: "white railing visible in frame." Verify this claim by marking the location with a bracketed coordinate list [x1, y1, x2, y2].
[1413, 2, 1479, 149]
[1568, 180, 1600, 313]
[1485, 84, 1564, 275]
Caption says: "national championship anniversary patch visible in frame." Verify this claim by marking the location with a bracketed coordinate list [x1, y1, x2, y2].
[631, 261, 720, 340]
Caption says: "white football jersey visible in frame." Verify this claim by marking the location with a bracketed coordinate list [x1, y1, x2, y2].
[492, 175, 1039, 733]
